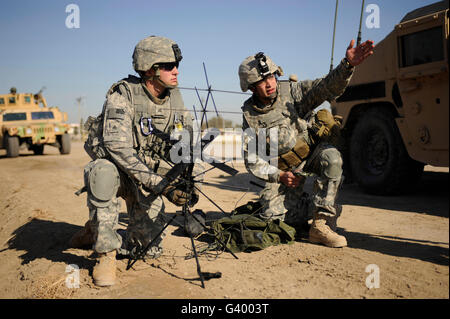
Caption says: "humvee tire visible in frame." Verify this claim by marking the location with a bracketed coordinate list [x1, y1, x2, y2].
[349, 108, 424, 195]
[6, 135, 19, 158]
[59, 133, 71, 155]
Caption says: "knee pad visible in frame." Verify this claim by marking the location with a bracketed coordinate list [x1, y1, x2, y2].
[87, 159, 120, 207]
[319, 147, 343, 179]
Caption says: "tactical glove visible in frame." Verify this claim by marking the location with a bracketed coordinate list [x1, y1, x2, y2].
[162, 185, 189, 206]
[162, 185, 199, 207]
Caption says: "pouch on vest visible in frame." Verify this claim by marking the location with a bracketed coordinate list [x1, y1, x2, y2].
[84, 114, 108, 160]
[277, 137, 310, 171]
[309, 109, 343, 148]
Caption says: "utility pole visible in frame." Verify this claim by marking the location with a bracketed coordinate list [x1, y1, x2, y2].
[76, 96, 85, 140]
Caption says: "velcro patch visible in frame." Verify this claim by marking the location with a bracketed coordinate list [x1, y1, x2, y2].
[107, 108, 126, 119]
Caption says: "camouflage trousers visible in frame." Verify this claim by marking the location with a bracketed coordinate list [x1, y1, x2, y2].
[84, 159, 166, 255]
[258, 143, 343, 225]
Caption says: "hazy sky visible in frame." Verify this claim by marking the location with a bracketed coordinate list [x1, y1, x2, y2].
[0, 0, 439, 124]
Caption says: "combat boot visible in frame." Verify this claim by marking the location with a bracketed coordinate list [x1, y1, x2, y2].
[92, 250, 117, 287]
[69, 220, 95, 248]
[309, 212, 347, 248]
[327, 204, 342, 232]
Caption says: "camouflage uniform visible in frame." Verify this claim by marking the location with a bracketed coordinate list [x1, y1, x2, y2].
[83, 36, 193, 257]
[241, 55, 354, 228]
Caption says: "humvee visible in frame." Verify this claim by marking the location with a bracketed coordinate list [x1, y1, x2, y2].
[0, 87, 71, 157]
[330, 1, 449, 194]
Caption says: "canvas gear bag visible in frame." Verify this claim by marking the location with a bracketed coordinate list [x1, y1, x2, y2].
[184, 209, 207, 238]
[210, 201, 296, 253]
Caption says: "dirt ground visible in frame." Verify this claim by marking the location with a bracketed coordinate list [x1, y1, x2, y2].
[0, 141, 448, 300]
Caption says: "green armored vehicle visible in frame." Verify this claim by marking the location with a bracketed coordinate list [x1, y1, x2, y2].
[330, 1, 449, 194]
[0, 87, 71, 157]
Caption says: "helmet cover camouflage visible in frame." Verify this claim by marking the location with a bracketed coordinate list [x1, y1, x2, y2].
[132, 35, 183, 72]
[238, 52, 283, 92]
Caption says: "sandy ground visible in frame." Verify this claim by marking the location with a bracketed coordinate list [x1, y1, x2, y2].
[0, 141, 448, 300]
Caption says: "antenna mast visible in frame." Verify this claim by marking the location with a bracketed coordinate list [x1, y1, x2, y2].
[357, 0, 366, 46]
[330, 0, 339, 73]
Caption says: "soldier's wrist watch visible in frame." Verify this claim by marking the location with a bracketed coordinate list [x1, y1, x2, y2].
[342, 57, 354, 70]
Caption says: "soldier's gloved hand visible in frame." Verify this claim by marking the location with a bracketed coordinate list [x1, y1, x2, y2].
[162, 185, 190, 206]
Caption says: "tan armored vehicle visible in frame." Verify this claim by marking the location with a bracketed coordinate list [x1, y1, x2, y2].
[331, 1, 449, 194]
[0, 87, 71, 157]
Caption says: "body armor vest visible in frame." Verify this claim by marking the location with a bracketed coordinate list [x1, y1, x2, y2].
[84, 75, 187, 174]
[242, 81, 311, 170]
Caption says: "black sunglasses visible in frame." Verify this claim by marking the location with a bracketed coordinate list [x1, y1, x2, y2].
[157, 62, 179, 71]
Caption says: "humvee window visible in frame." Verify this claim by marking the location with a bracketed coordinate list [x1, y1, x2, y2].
[31, 111, 54, 120]
[3, 112, 27, 121]
[24, 96, 31, 103]
[400, 26, 444, 67]
[0, 98, 4, 105]
[9, 97, 16, 104]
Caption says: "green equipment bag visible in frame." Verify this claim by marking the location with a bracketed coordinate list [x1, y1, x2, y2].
[211, 201, 296, 253]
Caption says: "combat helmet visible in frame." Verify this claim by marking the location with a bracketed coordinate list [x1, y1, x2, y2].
[132, 35, 182, 72]
[238, 52, 283, 92]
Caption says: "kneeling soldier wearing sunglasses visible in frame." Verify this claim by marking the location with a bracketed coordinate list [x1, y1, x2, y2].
[70, 35, 199, 286]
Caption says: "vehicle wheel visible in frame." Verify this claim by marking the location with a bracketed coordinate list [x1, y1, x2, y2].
[6, 135, 20, 158]
[59, 133, 71, 155]
[349, 108, 424, 195]
[32, 144, 44, 155]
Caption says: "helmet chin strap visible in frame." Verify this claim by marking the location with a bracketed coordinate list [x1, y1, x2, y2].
[142, 69, 177, 92]
[158, 78, 177, 89]
[151, 68, 178, 89]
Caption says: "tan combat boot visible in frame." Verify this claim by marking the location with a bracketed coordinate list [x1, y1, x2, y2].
[92, 250, 117, 287]
[327, 204, 342, 232]
[309, 213, 347, 248]
[69, 220, 95, 248]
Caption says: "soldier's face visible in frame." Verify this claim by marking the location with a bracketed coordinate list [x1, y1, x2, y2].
[252, 74, 277, 101]
[158, 63, 179, 87]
